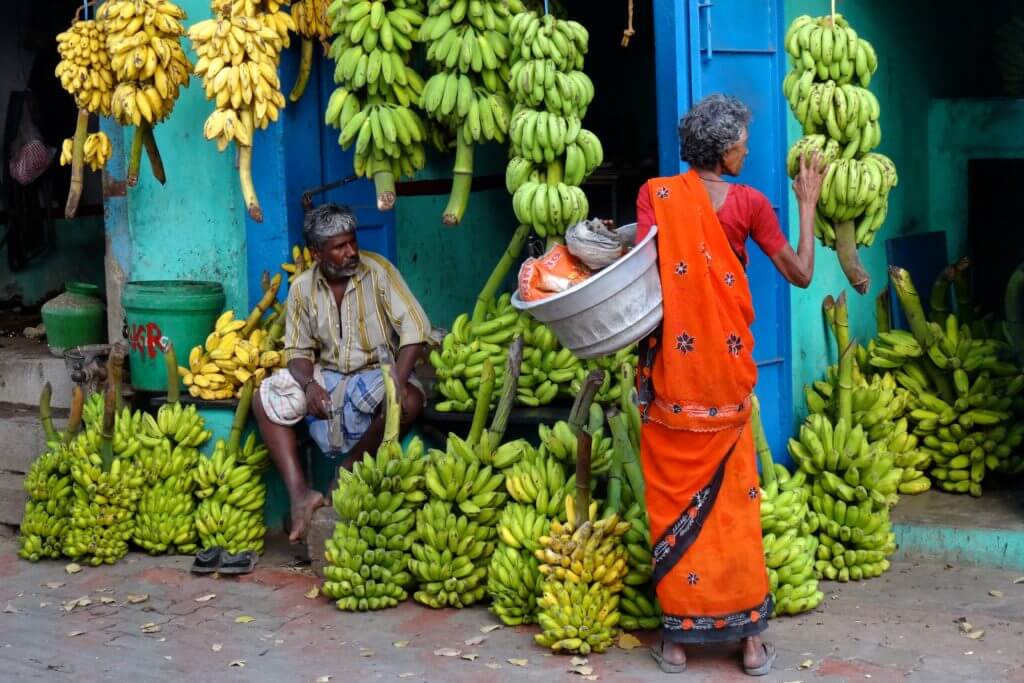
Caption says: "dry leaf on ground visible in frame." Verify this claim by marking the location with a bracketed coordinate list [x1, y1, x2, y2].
[799, 659, 814, 669]
[508, 658, 529, 667]
[212, 644, 223, 652]
[393, 641, 409, 648]
[433, 648, 461, 657]
[235, 615, 255, 624]
[125, 594, 149, 605]
[195, 594, 216, 603]
[571, 665, 595, 676]
[461, 654, 479, 661]
[99, 597, 116, 605]
[64, 563, 82, 574]
[43, 582, 65, 590]
[360, 651, 374, 657]
[66, 631, 85, 637]
[480, 624, 502, 633]
[229, 660, 246, 668]
[484, 662, 502, 670]
[989, 590, 1004, 598]
[140, 623, 161, 634]
[464, 635, 487, 646]
[305, 586, 320, 599]
[571, 657, 589, 667]
[316, 676, 332, 682]
[618, 633, 641, 650]
[967, 630, 985, 640]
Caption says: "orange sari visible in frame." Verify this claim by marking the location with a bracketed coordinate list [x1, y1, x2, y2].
[637, 171, 771, 644]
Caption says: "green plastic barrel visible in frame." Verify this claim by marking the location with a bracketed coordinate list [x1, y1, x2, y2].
[123, 281, 225, 392]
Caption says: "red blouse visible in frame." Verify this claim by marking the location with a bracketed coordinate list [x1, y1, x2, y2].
[635, 180, 788, 266]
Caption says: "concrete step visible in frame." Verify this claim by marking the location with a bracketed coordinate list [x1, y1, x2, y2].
[0, 403, 67, 526]
[0, 337, 74, 409]
[893, 487, 1024, 571]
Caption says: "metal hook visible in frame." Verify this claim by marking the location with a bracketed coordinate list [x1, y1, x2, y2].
[300, 175, 360, 211]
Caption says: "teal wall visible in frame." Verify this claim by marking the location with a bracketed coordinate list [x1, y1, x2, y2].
[782, 0, 986, 414]
[0, 217, 105, 307]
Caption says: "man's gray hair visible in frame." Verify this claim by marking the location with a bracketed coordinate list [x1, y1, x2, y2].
[678, 94, 752, 169]
[304, 203, 358, 250]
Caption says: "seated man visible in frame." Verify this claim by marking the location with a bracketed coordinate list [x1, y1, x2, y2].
[253, 203, 433, 542]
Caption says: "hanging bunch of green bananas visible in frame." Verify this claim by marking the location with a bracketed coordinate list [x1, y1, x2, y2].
[322, 368, 425, 610]
[409, 500, 496, 608]
[189, 0, 295, 222]
[18, 385, 75, 562]
[533, 497, 629, 655]
[506, 11, 600, 238]
[417, 0, 517, 224]
[782, 14, 891, 291]
[326, 0, 429, 212]
[288, 0, 331, 101]
[194, 383, 271, 554]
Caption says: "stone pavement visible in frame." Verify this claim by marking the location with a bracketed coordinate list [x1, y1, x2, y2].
[2, 531, 1024, 683]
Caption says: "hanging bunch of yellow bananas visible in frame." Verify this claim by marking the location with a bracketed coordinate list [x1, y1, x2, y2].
[289, 0, 331, 101]
[54, 12, 117, 218]
[324, 0, 430, 212]
[179, 274, 285, 400]
[60, 133, 113, 172]
[281, 243, 313, 283]
[188, 0, 295, 223]
[98, 0, 193, 186]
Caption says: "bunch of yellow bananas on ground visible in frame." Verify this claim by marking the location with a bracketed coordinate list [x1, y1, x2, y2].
[281, 243, 313, 283]
[60, 133, 113, 172]
[18, 386, 73, 562]
[409, 500, 496, 608]
[194, 386, 270, 555]
[288, 0, 331, 101]
[323, 369, 426, 610]
[417, 0, 517, 224]
[325, 0, 428, 212]
[533, 497, 629, 655]
[189, 0, 294, 222]
[180, 274, 285, 400]
[487, 502, 549, 625]
[55, 17, 115, 116]
[506, 11, 600, 238]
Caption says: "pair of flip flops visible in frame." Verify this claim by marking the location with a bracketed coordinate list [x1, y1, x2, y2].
[190, 547, 258, 575]
[650, 641, 777, 676]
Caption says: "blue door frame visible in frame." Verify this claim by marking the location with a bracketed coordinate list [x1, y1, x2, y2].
[653, 0, 794, 462]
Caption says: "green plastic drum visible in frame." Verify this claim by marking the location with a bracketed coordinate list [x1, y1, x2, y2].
[122, 281, 225, 392]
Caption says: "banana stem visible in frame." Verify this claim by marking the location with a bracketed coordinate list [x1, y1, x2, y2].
[64, 109, 89, 218]
[836, 220, 870, 295]
[952, 257, 973, 324]
[373, 164, 396, 212]
[618, 363, 641, 454]
[106, 344, 126, 414]
[164, 341, 180, 405]
[471, 223, 531, 323]
[238, 143, 263, 222]
[570, 370, 604, 528]
[890, 266, 956, 402]
[751, 395, 776, 486]
[546, 160, 564, 186]
[288, 39, 314, 103]
[609, 411, 646, 502]
[380, 364, 400, 446]
[835, 292, 853, 424]
[823, 294, 837, 343]
[242, 272, 282, 337]
[100, 382, 116, 471]
[876, 288, 891, 333]
[39, 383, 58, 443]
[63, 386, 85, 446]
[1004, 262, 1024, 360]
[127, 125, 144, 188]
[468, 359, 495, 446]
[141, 124, 166, 185]
[229, 381, 255, 453]
[929, 266, 955, 324]
[488, 336, 524, 448]
[605, 432, 623, 516]
[442, 133, 474, 226]
[835, 291, 850, 358]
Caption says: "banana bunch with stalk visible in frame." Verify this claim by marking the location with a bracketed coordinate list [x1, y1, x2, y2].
[288, 0, 331, 102]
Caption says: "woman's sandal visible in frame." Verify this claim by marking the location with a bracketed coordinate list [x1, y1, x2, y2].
[743, 642, 777, 676]
[650, 640, 687, 674]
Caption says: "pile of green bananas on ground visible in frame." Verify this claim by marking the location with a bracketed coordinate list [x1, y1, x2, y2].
[325, 0, 428, 211]
[410, 500, 496, 608]
[617, 501, 660, 631]
[506, 11, 600, 238]
[809, 490, 894, 582]
[132, 399, 211, 554]
[419, 0, 518, 224]
[322, 439, 425, 610]
[18, 385, 74, 562]
[487, 502, 549, 625]
[425, 433, 507, 522]
[505, 446, 576, 518]
[194, 383, 270, 555]
[431, 293, 584, 410]
[533, 497, 629, 655]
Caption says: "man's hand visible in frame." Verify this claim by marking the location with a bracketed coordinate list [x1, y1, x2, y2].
[305, 382, 332, 420]
[793, 152, 827, 208]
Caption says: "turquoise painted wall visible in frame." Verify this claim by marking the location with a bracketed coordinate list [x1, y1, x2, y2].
[782, 0, 977, 416]
[394, 142, 519, 331]
[0, 217, 105, 307]
[105, 0, 248, 324]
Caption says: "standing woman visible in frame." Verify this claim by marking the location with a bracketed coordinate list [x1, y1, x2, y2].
[634, 94, 825, 675]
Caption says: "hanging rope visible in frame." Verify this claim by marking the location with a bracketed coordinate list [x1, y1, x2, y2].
[831, 0, 837, 25]
[75, 0, 97, 21]
[620, 0, 636, 47]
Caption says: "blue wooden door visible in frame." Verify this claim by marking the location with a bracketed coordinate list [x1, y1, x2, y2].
[653, 0, 793, 460]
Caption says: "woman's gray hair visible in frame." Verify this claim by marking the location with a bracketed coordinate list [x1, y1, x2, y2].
[304, 203, 357, 250]
[678, 94, 751, 169]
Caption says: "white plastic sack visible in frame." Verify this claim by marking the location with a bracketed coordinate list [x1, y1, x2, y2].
[565, 219, 629, 270]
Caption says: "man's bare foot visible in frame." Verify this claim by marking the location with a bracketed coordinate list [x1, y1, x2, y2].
[288, 489, 325, 543]
[663, 641, 686, 667]
[742, 635, 769, 670]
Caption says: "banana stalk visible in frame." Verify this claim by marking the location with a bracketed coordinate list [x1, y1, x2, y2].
[242, 272, 283, 337]
[468, 360, 496, 445]
[442, 133, 474, 226]
[289, 39, 314, 103]
[100, 384, 117, 472]
[141, 125, 166, 185]
[952, 257, 973, 324]
[39, 383, 57, 443]
[238, 144, 263, 222]
[487, 337, 525, 449]
[875, 288, 891, 333]
[472, 224, 532, 323]
[751, 395, 776, 487]
[164, 342, 180, 405]
[64, 109, 90, 218]
[604, 428, 623, 516]
[836, 220, 870, 294]
[126, 126, 145, 188]
[64, 385, 85, 446]
[929, 266, 955, 324]
[835, 291, 854, 424]
[823, 295, 836, 341]
[1005, 261, 1024, 360]
[380, 364, 400, 447]
[229, 381, 255, 453]
[570, 370, 605, 527]
[890, 266, 955, 401]
[372, 157, 397, 213]
[619, 363, 641, 454]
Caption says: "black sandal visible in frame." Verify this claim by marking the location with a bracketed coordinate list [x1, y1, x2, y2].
[743, 642, 777, 677]
[650, 640, 687, 674]
[190, 547, 222, 574]
[218, 550, 258, 575]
